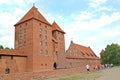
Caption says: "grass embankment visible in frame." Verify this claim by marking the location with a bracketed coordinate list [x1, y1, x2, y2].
[59, 71, 101, 80]
[47, 71, 102, 80]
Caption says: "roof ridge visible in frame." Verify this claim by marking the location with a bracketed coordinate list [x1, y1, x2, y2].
[52, 21, 65, 33]
[73, 42, 98, 57]
[15, 6, 50, 26]
[73, 43, 88, 49]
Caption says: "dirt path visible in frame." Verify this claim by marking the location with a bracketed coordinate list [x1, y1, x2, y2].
[97, 66, 120, 80]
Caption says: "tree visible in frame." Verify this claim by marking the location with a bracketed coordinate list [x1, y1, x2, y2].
[0, 45, 12, 50]
[101, 43, 120, 65]
[0, 45, 4, 49]
[5, 47, 10, 50]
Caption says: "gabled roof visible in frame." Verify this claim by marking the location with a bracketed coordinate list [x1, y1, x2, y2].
[66, 41, 99, 59]
[15, 6, 50, 26]
[74, 43, 97, 58]
[52, 21, 65, 34]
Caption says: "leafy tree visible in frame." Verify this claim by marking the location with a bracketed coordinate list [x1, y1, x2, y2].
[101, 43, 120, 65]
[0, 45, 4, 49]
[0, 45, 12, 50]
[11, 48, 13, 49]
[5, 47, 10, 50]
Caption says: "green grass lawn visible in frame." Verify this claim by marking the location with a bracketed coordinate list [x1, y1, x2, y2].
[46, 71, 102, 80]
[59, 71, 101, 80]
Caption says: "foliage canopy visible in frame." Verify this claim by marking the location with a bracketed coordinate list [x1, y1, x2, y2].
[0, 45, 11, 50]
[101, 43, 120, 65]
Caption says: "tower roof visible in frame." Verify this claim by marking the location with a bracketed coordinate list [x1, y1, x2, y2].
[15, 6, 50, 26]
[52, 21, 65, 34]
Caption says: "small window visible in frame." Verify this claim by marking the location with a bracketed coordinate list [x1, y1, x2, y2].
[39, 23, 41, 26]
[20, 35, 22, 40]
[11, 56, 13, 60]
[24, 34, 26, 39]
[25, 23, 27, 26]
[45, 26, 47, 28]
[5, 68, 10, 74]
[40, 34, 42, 38]
[40, 49, 43, 54]
[20, 25, 22, 28]
[24, 28, 26, 33]
[19, 42, 22, 47]
[20, 29, 22, 34]
[55, 51, 58, 55]
[45, 64, 47, 66]
[40, 28, 42, 33]
[81, 52, 85, 56]
[45, 50, 48, 55]
[40, 41, 42, 46]
[24, 41, 26, 46]
[86, 53, 90, 56]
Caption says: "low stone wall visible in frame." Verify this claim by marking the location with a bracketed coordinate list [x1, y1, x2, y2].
[0, 67, 86, 80]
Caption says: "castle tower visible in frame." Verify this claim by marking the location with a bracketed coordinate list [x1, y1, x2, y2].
[14, 6, 54, 72]
[52, 21, 67, 68]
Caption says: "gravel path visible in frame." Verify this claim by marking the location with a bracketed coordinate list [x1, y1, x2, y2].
[97, 66, 120, 80]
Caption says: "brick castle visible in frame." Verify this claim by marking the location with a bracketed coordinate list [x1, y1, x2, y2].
[0, 6, 100, 74]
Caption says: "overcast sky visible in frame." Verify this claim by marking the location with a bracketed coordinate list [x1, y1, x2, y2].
[0, 0, 120, 57]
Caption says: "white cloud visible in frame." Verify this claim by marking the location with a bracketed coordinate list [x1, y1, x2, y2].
[44, 14, 64, 24]
[0, 0, 120, 57]
[89, 0, 107, 8]
[0, 0, 10, 4]
[71, 11, 93, 21]
[0, 0, 37, 7]
[0, 12, 15, 48]
[83, 25, 120, 44]
[44, 12, 66, 25]
[64, 11, 120, 56]
[14, 0, 25, 5]
[67, 12, 120, 32]
[70, 24, 120, 57]
[97, 6, 112, 11]
[0, 5, 24, 48]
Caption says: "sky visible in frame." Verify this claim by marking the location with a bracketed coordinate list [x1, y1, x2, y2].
[0, 0, 120, 57]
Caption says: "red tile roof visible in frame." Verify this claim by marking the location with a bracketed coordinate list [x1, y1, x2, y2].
[74, 43, 98, 58]
[66, 42, 99, 59]
[15, 6, 50, 26]
[52, 21, 65, 33]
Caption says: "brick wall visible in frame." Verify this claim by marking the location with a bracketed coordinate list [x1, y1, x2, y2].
[0, 56, 27, 74]
[0, 67, 86, 80]
[66, 58, 100, 69]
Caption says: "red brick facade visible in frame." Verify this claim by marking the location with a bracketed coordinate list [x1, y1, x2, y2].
[66, 41, 100, 68]
[0, 6, 67, 74]
[0, 6, 100, 74]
